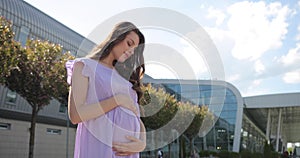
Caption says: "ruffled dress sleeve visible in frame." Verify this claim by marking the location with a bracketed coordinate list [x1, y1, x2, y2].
[65, 58, 94, 85]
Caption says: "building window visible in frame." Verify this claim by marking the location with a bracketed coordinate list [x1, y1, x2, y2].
[0, 123, 11, 130]
[18, 26, 30, 46]
[59, 103, 67, 113]
[47, 128, 62, 135]
[5, 89, 17, 104]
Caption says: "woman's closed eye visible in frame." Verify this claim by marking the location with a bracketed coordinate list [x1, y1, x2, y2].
[127, 41, 132, 47]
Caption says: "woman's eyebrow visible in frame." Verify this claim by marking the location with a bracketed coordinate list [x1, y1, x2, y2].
[130, 38, 135, 45]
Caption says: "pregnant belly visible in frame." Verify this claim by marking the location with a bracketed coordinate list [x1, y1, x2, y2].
[112, 107, 140, 143]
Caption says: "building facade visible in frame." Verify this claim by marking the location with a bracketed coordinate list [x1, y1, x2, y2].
[0, 0, 95, 158]
[144, 76, 300, 155]
[143, 78, 246, 153]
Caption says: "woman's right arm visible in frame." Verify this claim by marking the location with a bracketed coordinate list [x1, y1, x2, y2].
[68, 62, 137, 124]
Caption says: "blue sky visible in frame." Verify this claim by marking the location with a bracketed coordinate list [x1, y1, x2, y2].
[24, 0, 300, 96]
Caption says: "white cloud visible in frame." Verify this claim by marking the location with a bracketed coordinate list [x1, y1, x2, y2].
[254, 60, 265, 74]
[203, 26, 237, 64]
[279, 44, 300, 66]
[227, 1, 290, 60]
[226, 74, 240, 82]
[297, 25, 300, 41]
[206, 7, 226, 26]
[145, 63, 178, 79]
[271, 43, 300, 84]
[200, 4, 205, 9]
[180, 38, 210, 79]
[243, 79, 270, 96]
[253, 79, 262, 86]
[283, 70, 300, 83]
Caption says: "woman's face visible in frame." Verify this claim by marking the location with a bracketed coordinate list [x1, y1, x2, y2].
[112, 31, 140, 63]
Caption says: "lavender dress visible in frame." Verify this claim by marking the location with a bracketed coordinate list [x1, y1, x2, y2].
[66, 58, 141, 158]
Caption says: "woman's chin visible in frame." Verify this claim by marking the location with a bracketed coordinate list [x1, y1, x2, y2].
[117, 59, 125, 63]
[117, 56, 128, 63]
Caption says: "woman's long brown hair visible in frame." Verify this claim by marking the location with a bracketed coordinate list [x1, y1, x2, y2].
[86, 22, 145, 103]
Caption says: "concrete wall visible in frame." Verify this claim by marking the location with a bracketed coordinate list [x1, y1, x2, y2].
[0, 118, 76, 158]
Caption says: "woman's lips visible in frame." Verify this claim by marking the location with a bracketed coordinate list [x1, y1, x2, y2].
[124, 52, 130, 58]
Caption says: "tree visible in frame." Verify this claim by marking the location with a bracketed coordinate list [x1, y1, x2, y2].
[168, 100, 212, 157]
[0, 16, 22, 83]
[263, 141, 272, 158]
[141, 84, 178, 130]
[140, 84, 212, 158]
[140, 84, 178, 157]
[182, 103, 209, 156]
[0, 16, 74, 158]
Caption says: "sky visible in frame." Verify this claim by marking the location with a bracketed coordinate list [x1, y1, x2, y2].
[23, 0, 300, 97]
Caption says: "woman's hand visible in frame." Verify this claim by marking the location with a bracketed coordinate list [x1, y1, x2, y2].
[114, 94, 138, 115]
[112, 135, 146, 156]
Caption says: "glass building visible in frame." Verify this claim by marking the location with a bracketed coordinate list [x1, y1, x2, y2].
[143, 77, 266, 154]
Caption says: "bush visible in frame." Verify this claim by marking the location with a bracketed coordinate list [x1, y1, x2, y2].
[229, 152, 240, 158]
[199, 150, 210, 157]
[252, 152, 263, 158]
[210, 151, 218, 156]
[240, 150, 252, 158]
[271, 151, 280, 158]
[264, 141, 272, 157]
[217, 150, 230, 158]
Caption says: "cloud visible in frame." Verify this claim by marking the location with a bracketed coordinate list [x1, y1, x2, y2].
[180, 39, 208, 74]
[226, 1, 290, 60]
[278, 44, 300, 84]
[254, 60, 265, 74]
[283, 70, 300, 83]
[203, 1, 298, 96]
[226, 74, 240, 82]
[252, 79, 262, 86]
[242, 79, 269, 96]
[206, 7, 226, 26]
[297, 25, 300, 41]
[279, 43, 300, 66]
[143, 42, 203, 80]
[248, 43, 300, 84]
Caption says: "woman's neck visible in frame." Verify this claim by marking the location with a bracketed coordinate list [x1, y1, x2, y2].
[99, 56, 114, 69]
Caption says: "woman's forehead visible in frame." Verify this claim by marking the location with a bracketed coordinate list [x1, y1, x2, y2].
[126, 31, 140, 46]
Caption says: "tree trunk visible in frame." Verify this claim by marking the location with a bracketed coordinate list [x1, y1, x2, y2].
[179, 136, 186, 158]
[168, 143, 171, 158]
[28, 105, 38, 158]
[190, 138, 194, 157]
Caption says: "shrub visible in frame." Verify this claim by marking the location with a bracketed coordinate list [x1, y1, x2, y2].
[217, 150, 230, 158]
[240, 150, 252, 158]
[229, 152, 240, 158]
[199, 150, 210, 157]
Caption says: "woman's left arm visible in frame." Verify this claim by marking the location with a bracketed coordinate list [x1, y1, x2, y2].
[113, 119, 146, 156]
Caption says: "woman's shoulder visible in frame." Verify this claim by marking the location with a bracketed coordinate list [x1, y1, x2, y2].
[71, 58, 99, 69]
[73, 57, 97, 64]
[66, 58, 99, 84]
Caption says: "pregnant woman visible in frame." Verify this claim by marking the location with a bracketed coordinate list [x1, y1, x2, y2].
[66, 21, 146, 158]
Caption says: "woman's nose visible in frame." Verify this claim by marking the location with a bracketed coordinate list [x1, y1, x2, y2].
[128, 48, 134, 55]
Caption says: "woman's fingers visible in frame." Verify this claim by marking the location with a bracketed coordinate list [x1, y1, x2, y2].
[113, 136, 145, 154]
[125, 135, 139, 142]
[113, 144, 134, 156]
[112, 141, 134, 153]
[113, 142, 127, 152]
[115, 94, 139, 115]
[115, 151, 133, 156]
